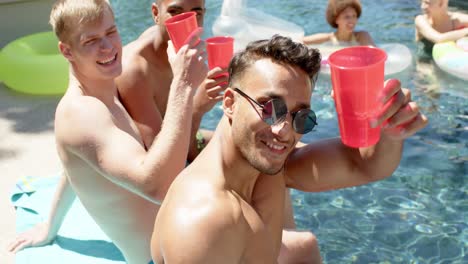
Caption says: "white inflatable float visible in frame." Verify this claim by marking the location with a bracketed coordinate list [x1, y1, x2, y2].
[432, 37, 468, 81]
[212, 0, 304, 52]
[212, 0, 412, 76]
[308, 43, 413, 76]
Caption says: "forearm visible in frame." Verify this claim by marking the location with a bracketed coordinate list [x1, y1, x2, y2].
[426, 28, 468, 43]
[45, 172, 76, 238]
[303, 35, 327, 45]
[358, 135, 403, 181]
[142, 82, 195, 201]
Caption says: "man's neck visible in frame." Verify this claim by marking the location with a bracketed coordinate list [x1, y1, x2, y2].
[150, 26, 170, 65]
[69, 69, 117, 105]
[334, 30, 354, 42]
[215, 118, 263, 203]
[430, 10, 450, 26]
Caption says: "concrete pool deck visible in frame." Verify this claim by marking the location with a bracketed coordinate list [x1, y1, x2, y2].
[0, 82, 61, 263]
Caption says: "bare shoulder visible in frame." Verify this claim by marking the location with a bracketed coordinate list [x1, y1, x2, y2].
[355, 31, 374, 46]
[414, 14, 428, 26]
[154, 175, 246, 263]
[117, 49, 148, 94]
[355, 31, 370, 38]
[55, 94, 112, 148]
[159, 175, 245, 235]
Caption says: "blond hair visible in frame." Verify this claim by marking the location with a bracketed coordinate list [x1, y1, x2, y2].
[326, 0, 362, 28]
[49, 0, 114, 42]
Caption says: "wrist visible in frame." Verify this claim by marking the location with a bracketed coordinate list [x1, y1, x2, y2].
[192, 107, 204, 121]
[380, 132, 404, 146]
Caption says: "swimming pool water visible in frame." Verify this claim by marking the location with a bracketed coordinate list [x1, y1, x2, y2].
[113, 1, 467, 263]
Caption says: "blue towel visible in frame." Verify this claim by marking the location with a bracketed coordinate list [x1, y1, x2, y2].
[12, 174, 125, 263]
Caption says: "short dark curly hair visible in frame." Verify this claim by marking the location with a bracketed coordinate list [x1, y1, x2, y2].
[228, 35, 321, 88]
[326, 0, 362, 28]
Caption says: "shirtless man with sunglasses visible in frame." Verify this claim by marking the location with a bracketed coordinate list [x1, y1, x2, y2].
[151, 35, 428, 263]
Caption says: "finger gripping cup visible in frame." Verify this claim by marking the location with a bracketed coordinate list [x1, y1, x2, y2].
[164, 12, 199, 52]
[328, 46, 387, 148]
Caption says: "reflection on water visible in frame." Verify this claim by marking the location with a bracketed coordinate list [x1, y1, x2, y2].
[112, 0, 466, 263]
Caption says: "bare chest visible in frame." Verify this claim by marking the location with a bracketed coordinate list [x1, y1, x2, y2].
[147, 65, 173, 117]
[239, 178, 286, 262]
[109, 100, 144, 145]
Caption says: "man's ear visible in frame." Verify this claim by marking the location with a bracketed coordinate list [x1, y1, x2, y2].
[151, 3, 160, 24]
[223, 87, 236, 119]
[58, 41, 73, 61]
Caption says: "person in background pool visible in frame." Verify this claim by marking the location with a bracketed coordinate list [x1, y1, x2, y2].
[303, 0, 375, 46]
[415, 0, 468, 54]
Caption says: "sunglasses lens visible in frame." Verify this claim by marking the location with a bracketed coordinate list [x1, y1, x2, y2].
[293, 109, 317, 134]
[262, 99, 288, 125]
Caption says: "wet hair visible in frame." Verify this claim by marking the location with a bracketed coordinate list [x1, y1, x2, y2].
[326, 0, 362, 28]
[50, 0, 114, 42]
[228, 35, 321, 87]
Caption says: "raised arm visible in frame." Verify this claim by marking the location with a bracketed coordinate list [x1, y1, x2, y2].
[285, 79, 428, 192]
[57, 30, 207, 204]
[116, 60, 163, 150]
[303, 33, 332, 45]
[8, 171, 76, 252]
[187, 67, 228, 161]
[415, 15, 468, 43]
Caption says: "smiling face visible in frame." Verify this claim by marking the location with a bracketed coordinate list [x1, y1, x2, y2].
[229, 59, 312, 175]
[61, 8, 122, 81]
[335, 6, 358, 33]
[153, 0, 205, 40]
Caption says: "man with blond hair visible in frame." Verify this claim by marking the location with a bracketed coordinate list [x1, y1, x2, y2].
[8, 0, 206, 263]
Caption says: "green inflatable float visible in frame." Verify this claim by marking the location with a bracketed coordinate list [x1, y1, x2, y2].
[0, 31, 68, 95]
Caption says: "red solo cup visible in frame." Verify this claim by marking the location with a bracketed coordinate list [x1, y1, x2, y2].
[164, 12, 199, 52]
[206, 36, 234, 70]
[328, 46, 387, 148]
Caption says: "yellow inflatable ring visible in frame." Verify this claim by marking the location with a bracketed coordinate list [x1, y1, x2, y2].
[0, 31, 68, 95]
[433, 37, 468, 81]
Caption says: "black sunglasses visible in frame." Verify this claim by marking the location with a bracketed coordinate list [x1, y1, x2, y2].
[233, 88, 317, 134]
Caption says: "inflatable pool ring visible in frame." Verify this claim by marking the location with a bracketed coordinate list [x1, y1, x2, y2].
[0, 31, 68, 95]
[308, 43, 412, 76]
[432, 37, 468, 81]
[212, 0, 304, 52]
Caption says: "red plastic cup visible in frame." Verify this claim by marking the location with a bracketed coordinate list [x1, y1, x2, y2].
[206, 36, 234, 70]
[328, 46, 387, 148]
[206, 36, 234, 82]
[164, 12, 199, 52]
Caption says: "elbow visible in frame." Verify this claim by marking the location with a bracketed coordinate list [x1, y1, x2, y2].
[370, 169, 395, 182]
[433, 36, 445, 44]
[365, 161, 400, 183]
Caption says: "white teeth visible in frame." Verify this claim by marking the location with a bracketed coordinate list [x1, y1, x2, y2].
[266, 142, 285, 151]
[98, 54, 116, 65]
